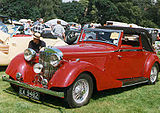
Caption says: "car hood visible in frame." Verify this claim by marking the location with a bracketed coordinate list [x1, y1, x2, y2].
[56, 43, 117, 58]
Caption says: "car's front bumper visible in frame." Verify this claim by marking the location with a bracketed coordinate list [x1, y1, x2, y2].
[2, 75, 64, 98]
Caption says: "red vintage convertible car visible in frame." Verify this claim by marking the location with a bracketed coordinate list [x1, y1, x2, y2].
[2, 26, 160, 108]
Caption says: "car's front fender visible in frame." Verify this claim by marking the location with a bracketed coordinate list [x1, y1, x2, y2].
[6, 53, 36, 83]
[48, 60, 122, 90]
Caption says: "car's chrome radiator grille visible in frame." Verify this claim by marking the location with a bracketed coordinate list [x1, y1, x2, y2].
[39, 51, 58, 80]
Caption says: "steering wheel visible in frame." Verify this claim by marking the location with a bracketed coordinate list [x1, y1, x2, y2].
[99, 36, 106, 41]
[87, 36, 94, 40]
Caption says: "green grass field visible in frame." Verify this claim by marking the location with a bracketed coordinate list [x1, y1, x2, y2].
[1, 66, 160, 113]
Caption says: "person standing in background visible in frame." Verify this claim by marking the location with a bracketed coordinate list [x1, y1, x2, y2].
[32, 18, 45, 34]
[23, 19, 32, 35]
[51, 20, 66, 41]
[33, 18, 39, 26]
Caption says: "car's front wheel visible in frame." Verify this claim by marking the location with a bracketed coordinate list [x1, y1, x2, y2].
[64, 73, 93, 108]
[148, 63, 159, 84]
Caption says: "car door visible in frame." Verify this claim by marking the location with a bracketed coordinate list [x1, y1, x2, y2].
[108, 34, 150, 79]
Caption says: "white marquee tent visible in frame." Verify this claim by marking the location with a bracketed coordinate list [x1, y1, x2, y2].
[45, 19, 68, 27]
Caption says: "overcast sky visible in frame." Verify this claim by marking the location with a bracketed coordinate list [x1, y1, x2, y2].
[62, 0, 79, 2]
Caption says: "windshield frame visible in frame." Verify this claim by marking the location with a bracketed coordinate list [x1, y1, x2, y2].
[78, 28, 122, 46]
[0, 24, 21, 37]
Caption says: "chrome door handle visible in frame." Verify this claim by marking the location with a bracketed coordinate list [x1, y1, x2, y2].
[117, 55, 122, 58]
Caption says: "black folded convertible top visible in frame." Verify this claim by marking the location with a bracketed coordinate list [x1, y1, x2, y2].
[98, 26, 150, 36]
[97, 26, 154, 52]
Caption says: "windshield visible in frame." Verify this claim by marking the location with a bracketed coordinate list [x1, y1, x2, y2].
[0, 24, 8, 33]
[0, 24, 20, 37]
[79, 28, 121, 46]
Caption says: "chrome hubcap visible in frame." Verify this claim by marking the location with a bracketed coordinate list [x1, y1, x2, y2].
[150, 66, 158, 83]
[72, 79, 89, 104]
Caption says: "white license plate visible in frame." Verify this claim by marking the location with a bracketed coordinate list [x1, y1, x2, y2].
[19, 87, 40, 100]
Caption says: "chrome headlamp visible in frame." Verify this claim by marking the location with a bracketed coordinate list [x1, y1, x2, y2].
[50, 53, 62, 67]
[33, 63, 43, 73]
[24, 48, 36, 61]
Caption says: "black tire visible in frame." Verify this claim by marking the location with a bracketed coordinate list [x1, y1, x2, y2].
[148, 63, 159, 84]
[66, 32, 78, 45]
[64, 73, 93, 108]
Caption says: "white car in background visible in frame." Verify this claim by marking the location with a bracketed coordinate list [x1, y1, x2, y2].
[0, 25, 67, 66]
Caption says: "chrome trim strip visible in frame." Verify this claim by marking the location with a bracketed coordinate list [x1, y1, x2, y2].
[122, 80, 148, 87]
[64, 49, 142, 55]
[2, 75, 64, 98]
[119, 49, 142, 52]
[64, 50, 116, 55]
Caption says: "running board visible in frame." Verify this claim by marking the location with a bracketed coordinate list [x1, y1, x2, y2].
[118, 77, 149, 87]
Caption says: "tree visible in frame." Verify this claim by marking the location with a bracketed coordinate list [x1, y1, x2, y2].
[116, 2, 143, 24]
[1, 0, 40, 20]
[0, 0, 62, 21]
[76, 0, 98, 24]
[60, 1, 85, 23]
[0, 0, 160, 28]
[31, 0, 62, 21]
[94, 0, 119, 25]
[143, 1, 160, 27]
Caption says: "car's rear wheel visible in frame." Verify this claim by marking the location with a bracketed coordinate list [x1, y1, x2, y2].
[64, 73, 93, 108]
[148, 63, 159, 84]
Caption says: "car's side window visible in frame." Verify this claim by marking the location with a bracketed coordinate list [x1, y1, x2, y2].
[121, 34, 140, 48]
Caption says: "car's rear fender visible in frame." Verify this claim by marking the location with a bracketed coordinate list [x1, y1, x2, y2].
[48, 60, 122, 91]
[143, 53, 160, 78]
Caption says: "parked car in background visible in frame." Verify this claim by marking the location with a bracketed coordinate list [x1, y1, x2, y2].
[2, 26, 160, 108]
[144, 28, 158, 44]
[0, 25, 67, 66]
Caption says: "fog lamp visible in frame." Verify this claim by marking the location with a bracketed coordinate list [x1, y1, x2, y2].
[16, 72, 22, 81]
[41, 79, 48, 86]
[33, 63, 43, 73]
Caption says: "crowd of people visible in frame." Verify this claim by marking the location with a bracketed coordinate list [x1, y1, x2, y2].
[22, 18, 98, 53]
[22, 18, 67, 53]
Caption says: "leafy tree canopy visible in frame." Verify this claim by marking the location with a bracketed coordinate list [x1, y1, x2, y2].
[0, 0, 160, 28]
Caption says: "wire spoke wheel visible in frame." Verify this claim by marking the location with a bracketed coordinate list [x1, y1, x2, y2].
[149, 63, 159, 84]
[150, 65, 158, 83]
[72, 79, 89, 104]
[64, 73, 93, 108]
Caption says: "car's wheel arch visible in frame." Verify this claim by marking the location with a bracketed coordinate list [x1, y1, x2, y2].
[68, 71, 97, 92]
[49, 61, 100, 89]
[143, 55, 160, 78]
